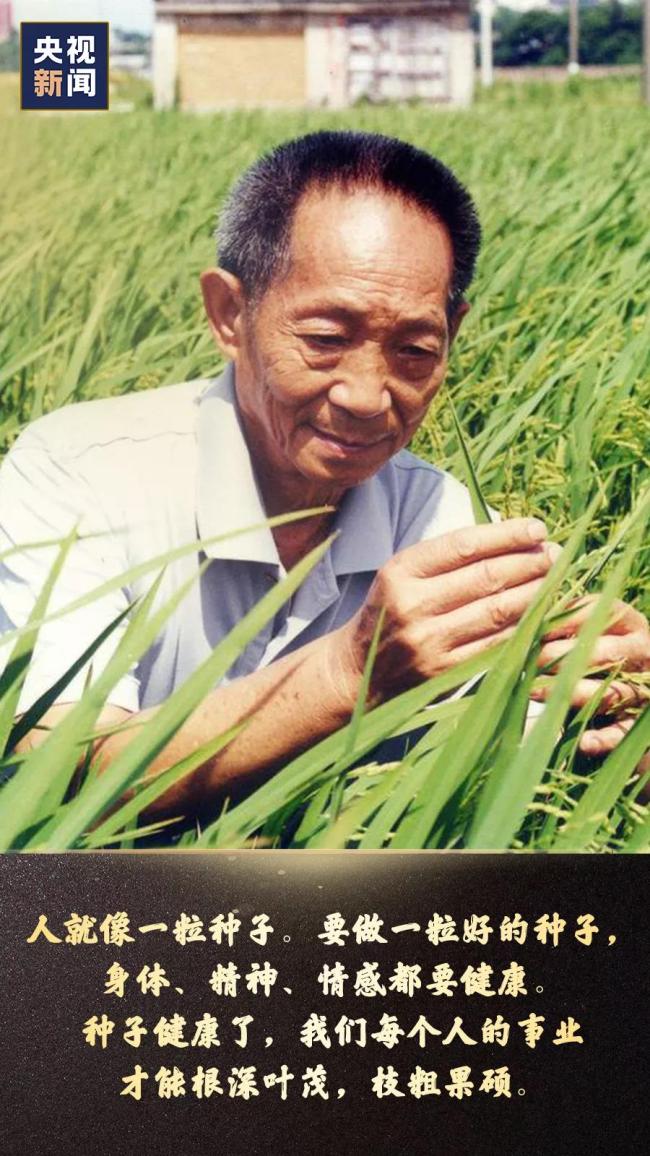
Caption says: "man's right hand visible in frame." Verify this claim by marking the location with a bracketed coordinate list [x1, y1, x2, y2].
[335, 518, 557, 702]
[14, 518, 556, 819]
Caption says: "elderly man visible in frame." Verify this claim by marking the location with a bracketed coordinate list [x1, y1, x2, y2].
[1, 131, 648, 818]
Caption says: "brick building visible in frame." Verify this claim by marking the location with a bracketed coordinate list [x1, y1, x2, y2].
[153, 1, 474, 111]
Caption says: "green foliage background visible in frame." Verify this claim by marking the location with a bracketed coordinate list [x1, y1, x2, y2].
[485, 3, 643, 68]
[0, 75, 648, 851]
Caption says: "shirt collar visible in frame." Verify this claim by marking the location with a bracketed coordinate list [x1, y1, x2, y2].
[196, 363, 395, 575]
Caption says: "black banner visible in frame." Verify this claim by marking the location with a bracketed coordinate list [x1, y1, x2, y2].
[1, 852, 647, 1156]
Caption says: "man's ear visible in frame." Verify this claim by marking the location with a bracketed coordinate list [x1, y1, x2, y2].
[200, 268, 246, 360]
[448, 300, 470, 346]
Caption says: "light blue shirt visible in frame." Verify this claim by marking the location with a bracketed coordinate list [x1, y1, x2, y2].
[0, 364, 479, 714]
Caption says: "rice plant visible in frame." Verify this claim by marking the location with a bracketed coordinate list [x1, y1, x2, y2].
[0, 77, 648, 850]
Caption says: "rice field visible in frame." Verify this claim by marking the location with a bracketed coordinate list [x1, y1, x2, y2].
[0, 75, 648, 852]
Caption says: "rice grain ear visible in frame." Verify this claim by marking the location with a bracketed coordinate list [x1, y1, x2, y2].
[467, 493, 650, 850]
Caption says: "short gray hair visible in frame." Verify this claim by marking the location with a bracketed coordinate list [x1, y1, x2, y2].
[216, 130, 481, 315]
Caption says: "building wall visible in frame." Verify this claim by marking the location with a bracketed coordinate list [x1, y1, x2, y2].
[177, 27, 306, 109]
[153, 7, 473, 111]
[0, 0, 12, 45]
[305, 17, 347, 108]
[448, 28, 474, 108]
[306, 15, 473, 109]
[153, 17, 178, 110]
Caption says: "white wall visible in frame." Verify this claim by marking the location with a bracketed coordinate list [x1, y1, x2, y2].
[448, 28, 475, 108]
[305, 15, 349, 109]
[152, 16, 177, 111]
[307, 14, 474, 109]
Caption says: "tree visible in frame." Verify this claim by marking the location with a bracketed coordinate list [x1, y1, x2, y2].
[485, 3, 642, 67]
[0, 31, 19, 72]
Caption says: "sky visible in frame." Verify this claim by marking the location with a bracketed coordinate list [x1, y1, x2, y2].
[12, 1, 154, 34]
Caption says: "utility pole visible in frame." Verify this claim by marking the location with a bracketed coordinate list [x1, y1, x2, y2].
[479, 0, 494, 88]
[638, 0, 643, 104]
[568, 0, 580, 76]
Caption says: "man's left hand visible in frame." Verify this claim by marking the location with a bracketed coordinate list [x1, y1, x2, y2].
[531, 596, 650, 755]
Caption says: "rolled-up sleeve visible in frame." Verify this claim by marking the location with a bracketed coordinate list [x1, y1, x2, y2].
[0, 424, 140, 714]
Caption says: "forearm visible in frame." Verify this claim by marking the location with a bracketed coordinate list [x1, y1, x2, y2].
[95, 627, 360, 820]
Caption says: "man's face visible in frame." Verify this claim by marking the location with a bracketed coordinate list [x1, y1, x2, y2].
[225, 185, 459, 495]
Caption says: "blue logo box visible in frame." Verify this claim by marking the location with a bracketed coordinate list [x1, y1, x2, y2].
[20, 22, 109, 111]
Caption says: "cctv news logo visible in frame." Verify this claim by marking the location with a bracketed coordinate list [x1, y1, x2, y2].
[20, 22, 109, 110]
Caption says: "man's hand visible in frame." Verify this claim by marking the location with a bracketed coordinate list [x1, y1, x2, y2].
[337, 518, 557, 703]
[533, 595, 650, 755]
[17, 519, 557, 821]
